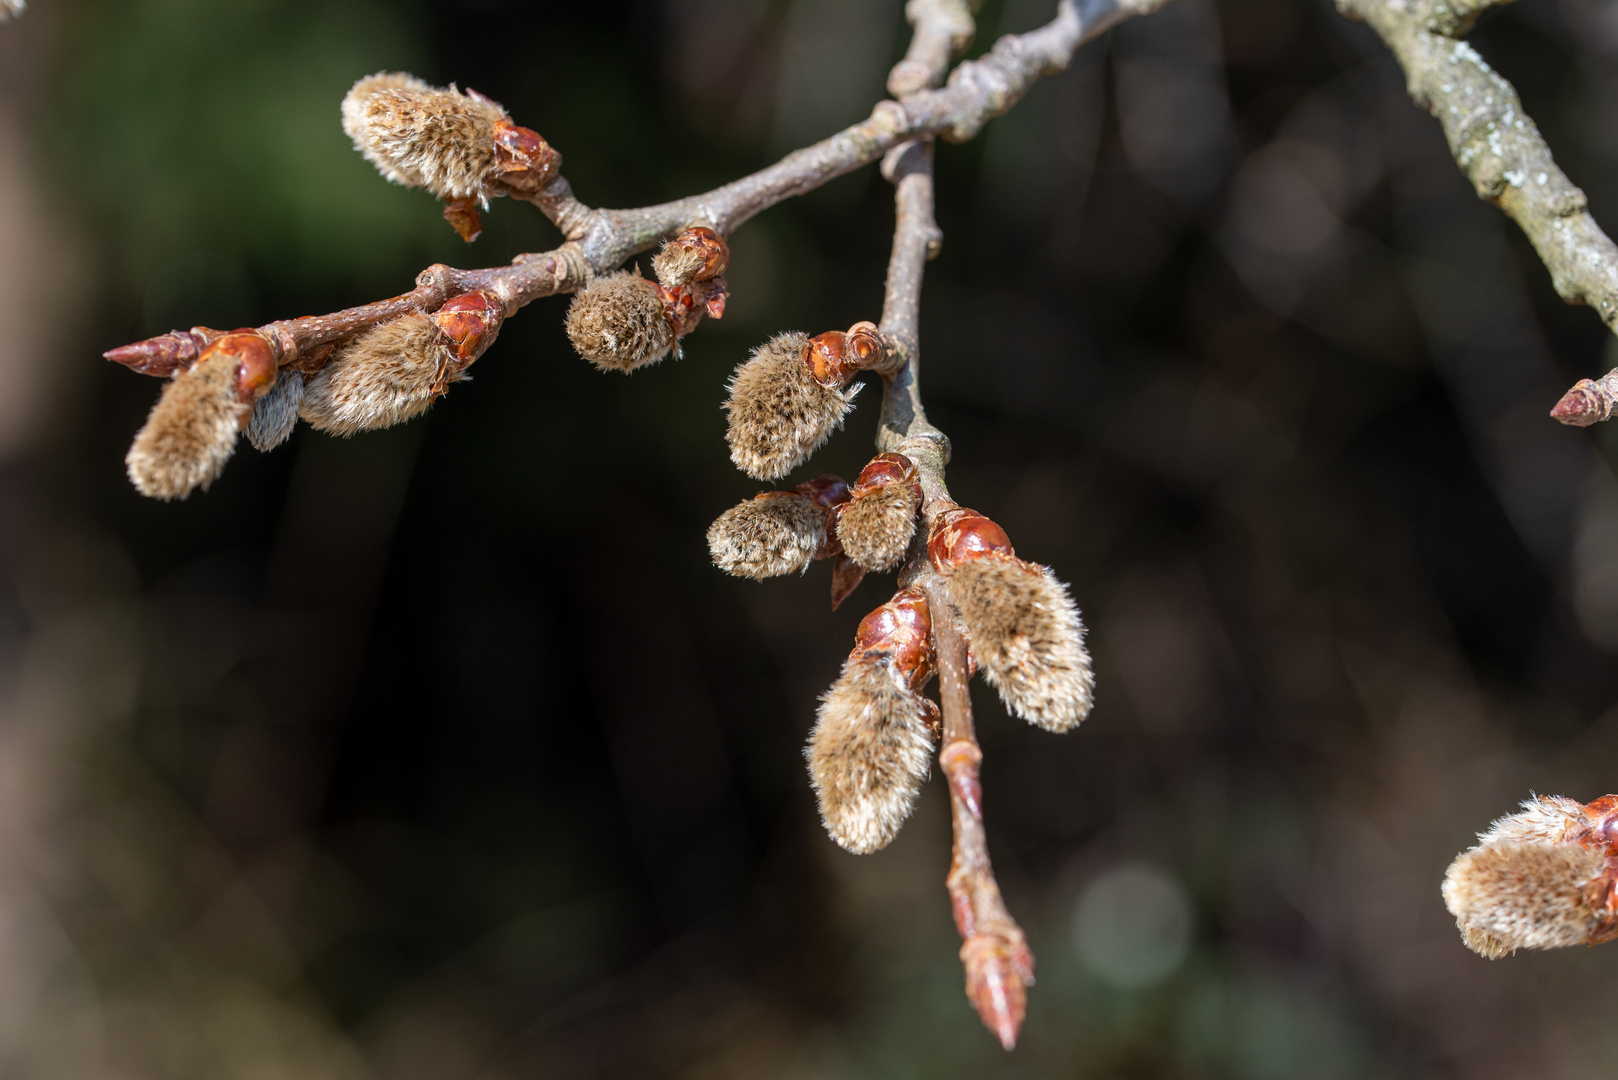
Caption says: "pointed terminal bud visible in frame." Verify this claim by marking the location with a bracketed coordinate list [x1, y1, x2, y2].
[125, 332, 273, 500]
[299, 312, 458, 436]
[565, 271, 675, 373]
[930, 507, 1094, 732]
[807, 586, 939, 853]
[652, 226, 730, 289]
[1551, 373, 1618, 427]
[840, 453, 923, 572]
[104, 327, 224, 377]
[961, 931, 1034, 1050]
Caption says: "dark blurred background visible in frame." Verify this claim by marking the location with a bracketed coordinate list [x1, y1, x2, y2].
[1, 0, 1617, 1076]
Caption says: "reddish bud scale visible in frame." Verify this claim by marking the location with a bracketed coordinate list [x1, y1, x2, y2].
[200, 332, 279, 404]
[795, 474, 852, 511]
[490, 120, 561, 193]
[961, 932, 1035, 1051]
[801, 322, 884, 387]
[830, 551, 867, 612]
[433, 290, 504, 366]
[104, 327, 224, 377]
[657, 277, 729, 340]
[1562, 795, 1618, 937]
[854, 452, 919, 493]
[666, 227, 730, 283]
[442, 197, 483, 243]
[929, 507, 1015, 573]
[853, 586, 936, 695]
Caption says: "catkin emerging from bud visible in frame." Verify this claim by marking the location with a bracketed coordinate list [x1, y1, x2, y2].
[1442, 843, 1606, 954]
[652, 227, 729, 288]
[708, 493, 828, 579]
[840, 455, 922, 572]
[808, 656, 935, 854]
[565, 272, 674, 373]
[126, 345, 247, 500]
[342, 73, 506, 202]
[246, 369, 304, 452]
[725, 333, 859, 481]
[299, 313, 449, 436]
[949, 558, 1094, 732]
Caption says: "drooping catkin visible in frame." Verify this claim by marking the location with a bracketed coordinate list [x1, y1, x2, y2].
[1442, 842, 1605, 954]
[725, 332, 859, 481]
[246, 368, 304, 452]
[126, 346, 246, 500]
[564, 272, 674, 372]
[342, 72, 506, 202]
[707, 493, 827, 579]
[1474, 795, 1585, 847]
[807, 655, 935, 854]
[949, 558, 1094, 732]
[299, 313, 447, 436]
[840, 480, 921, 571]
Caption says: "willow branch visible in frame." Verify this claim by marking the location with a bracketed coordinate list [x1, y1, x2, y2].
[1332, 0, 1618, 425]
[108, 0, 1168, 374]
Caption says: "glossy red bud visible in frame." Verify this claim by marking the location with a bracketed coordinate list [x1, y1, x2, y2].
[434, 291, 505, 365]
[928, 507, 1014, 573]
[199, 331, 278, 402]
[491, 120, 562, 192]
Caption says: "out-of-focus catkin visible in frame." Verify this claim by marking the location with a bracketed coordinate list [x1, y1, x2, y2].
[246, 369, 304, 452]
[1442, 794, 1618, 956]
[839, 454, 922, 571]
[342, 73, 505, 202]
[299, 312, 451, 436]
[126, 333, 275, 500]
[565, 272, 674, 373]
[929, 508, 1094, 732]
[708, 492, 829, 579]
[807, 587, 939, 854]
[725, 332, 859, 480]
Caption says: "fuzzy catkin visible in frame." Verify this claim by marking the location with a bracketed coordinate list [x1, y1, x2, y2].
[707, 495, 826, 579]
[126, 346, 246, 500]
[342, 73, 506, 202]
[565, 272, 674, 372]
[299, 313, 447, 436]
[246, 368, 304, 452]
[1442, 842, 1605, 954]
[840, 482, 921, 571]
[1474, 795, 1585, 847]
[652, 242, 708, 289]
[725, 332, 859, 481]
[807, 656, 935, 854]
[949, 558, 1093, 732]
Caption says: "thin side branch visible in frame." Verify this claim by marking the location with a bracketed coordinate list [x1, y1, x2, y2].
[1333, 0, 1618, 424]
[110, 0, 1163, 376]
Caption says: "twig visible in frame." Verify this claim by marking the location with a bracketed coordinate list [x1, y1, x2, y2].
[107, 0, 1163, 375]
[1332, 0, 1618, 424]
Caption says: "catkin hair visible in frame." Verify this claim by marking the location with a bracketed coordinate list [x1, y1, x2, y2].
[246, 368, 304, 452]
[126, 346, 246, 500]
[707, 495, 827, 579]
[807, 656, 935, 854]
[725, 332, 858, 481]
[652, 242, 708, 289]
[299, 313, 448, 437]
[1442, 842, 1605, 954]
[948, 557, 1093, 732]
[342, 73, 506, 202]
[565, 272, 674, 373]
[840, 482, 921, 572]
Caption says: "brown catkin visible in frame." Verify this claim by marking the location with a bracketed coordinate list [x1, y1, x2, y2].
[299, 313, 447, 436]
[1442, 842, 1605, 954]
[725, 332, 859, 481]
[1475, 795, 1586, 847]
[949, 558, 1094, 732]
[126, 346, 246, 500]
[342, 72, 506, 201]
[652, 242, 708, 289]
[807, 656, 935, 854]
[707, 494, 827, 579]
[246, 368, 304, 452]
[565, 272, 674, 372]
[839, 481, 921, 572]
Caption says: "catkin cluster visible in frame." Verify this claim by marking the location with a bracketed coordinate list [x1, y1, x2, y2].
[564, 228, 731, 372]
[1442, 794, 1618, 957]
